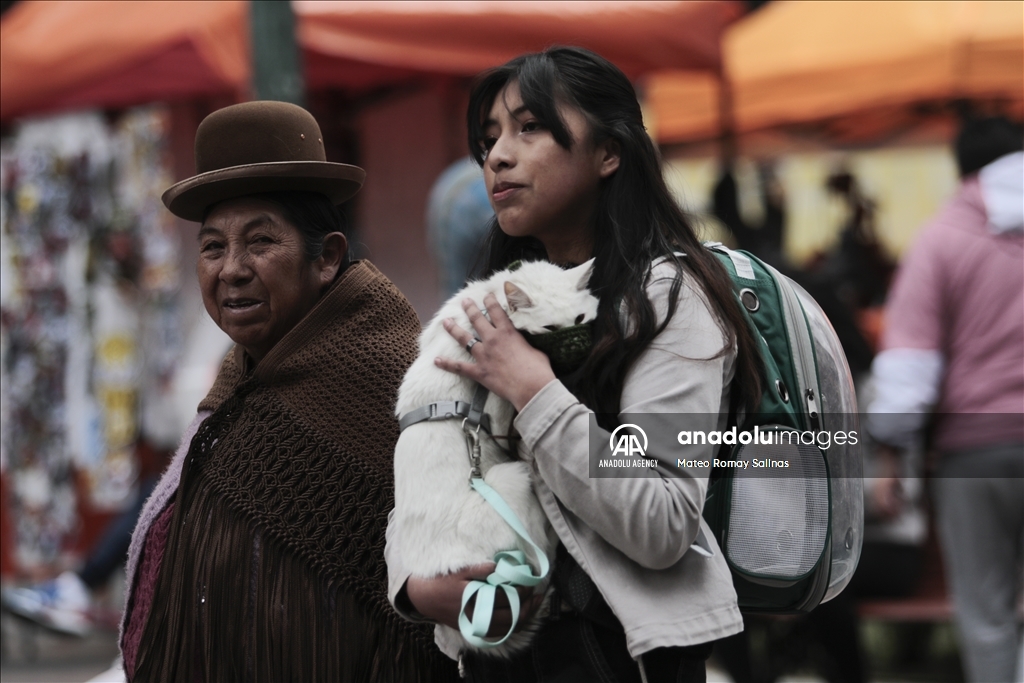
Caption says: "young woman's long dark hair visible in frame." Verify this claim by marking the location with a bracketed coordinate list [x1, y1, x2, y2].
[467, 46, 762, 417]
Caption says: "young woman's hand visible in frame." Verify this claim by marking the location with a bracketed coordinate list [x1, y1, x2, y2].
[405, 565, 545, 635]
[435, 293, 556, 411]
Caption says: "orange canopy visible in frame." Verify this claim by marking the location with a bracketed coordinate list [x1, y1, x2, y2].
[0, 1, 249, 121]
[1, 0, 742, 122]
[642, 70, 722, 144]
[647, 0, 1024, 145]
[297, 1, 742, 88]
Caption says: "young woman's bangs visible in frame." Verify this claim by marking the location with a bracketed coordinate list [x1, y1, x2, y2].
[468, 74, 508, 163]
[514, 60, 572, 149]
[468, 54, 573, 163]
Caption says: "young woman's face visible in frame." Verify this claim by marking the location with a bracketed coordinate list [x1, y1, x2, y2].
[481, 82, 619, 261]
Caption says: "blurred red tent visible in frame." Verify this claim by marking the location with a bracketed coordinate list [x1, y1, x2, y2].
[0, 1, 249, 121]
[297, 0, 742, 89]
[1, 0, 743, 122]
[647, 0, 1024, 145]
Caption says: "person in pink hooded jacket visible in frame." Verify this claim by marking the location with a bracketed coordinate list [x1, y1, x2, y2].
[867, 117, 1023, 683]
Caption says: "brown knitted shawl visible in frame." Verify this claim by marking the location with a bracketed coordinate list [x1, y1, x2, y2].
[134, 261, 458, 682]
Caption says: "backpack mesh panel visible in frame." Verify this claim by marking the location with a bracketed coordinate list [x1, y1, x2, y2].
[726, 439, 829, 580]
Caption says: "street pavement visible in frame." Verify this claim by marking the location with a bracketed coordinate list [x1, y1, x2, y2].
[1, 610, 923, 683]
[0, 610, 118, 683]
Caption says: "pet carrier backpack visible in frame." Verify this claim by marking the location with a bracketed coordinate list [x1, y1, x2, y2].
[703, 244, 863, 614]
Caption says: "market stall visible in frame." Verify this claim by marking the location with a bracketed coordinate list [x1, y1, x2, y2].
[0, 108, 220, 578]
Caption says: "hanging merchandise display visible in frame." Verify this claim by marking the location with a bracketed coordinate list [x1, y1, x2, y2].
[0, 107, 181, 571]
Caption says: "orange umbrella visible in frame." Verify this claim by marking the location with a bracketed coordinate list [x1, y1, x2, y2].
[642, 70, 723, 144]
[0, 1, 249, 121]
[730, 0, 1023, 132]
[648, 0, 1023, 145]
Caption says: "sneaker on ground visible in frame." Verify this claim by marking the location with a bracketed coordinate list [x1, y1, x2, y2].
[1, 570, 93, 636]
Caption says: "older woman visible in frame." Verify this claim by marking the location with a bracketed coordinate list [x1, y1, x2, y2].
[119, 102, 458, 682]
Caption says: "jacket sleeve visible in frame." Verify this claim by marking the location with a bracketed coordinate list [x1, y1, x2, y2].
[513, 268, 734, 570]
[384, 509, 431, 622]
[866, 225, 947, 447]
[385, 511, 463, 660]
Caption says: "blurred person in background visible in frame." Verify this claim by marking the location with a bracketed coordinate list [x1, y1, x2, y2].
[711, 161, 875, 377]
[712, 161, 786, 269]
[820, 169, 895, 312]
[867, 116, 1024, 683]
[427, 156, 494, 301]
[120, 101, 457, 682]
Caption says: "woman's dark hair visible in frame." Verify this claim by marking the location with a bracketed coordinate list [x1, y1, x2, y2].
[467, 46, 762, 416]
[203, 191, 351, 270]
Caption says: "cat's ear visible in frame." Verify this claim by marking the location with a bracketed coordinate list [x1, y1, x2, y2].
[571, 258, 596, 291]
[504, 281, 533, 312]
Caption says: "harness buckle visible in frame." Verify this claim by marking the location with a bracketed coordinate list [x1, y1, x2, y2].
[462, 418, 483, 481]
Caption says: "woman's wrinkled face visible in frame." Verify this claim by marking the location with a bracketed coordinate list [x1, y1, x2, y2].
[198, 197, 327, 362]
[481, 82, 619, 257]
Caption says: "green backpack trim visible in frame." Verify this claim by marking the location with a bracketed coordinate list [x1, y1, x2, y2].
[703, 245, 833, 614]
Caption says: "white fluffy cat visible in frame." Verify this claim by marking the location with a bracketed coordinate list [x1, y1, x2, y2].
[391, 259, 598, 656]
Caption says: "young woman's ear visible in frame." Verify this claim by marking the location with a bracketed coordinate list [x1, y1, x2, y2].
[317, 232, 348, 286]
[598, 138, 621, 178]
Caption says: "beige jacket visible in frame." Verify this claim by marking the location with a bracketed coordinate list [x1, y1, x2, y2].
[386, 261, 743, 659]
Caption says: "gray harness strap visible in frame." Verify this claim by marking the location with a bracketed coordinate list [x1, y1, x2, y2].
[465, 382, 489, 431]
[399, 382, 493, 434]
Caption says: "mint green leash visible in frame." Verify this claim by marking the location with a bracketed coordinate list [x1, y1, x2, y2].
[457, 416, 550, 648]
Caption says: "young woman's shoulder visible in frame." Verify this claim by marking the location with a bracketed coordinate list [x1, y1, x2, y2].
[644, 255, 729, 355]
[617, 254, 735, 420]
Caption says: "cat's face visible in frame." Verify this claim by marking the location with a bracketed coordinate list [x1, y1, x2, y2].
[497, 259, 599, 334]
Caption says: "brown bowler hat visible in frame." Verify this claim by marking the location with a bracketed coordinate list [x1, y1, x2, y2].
[162, 101, 365, 222]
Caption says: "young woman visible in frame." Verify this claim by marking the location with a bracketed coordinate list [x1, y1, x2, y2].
[386, 47, 763, 682]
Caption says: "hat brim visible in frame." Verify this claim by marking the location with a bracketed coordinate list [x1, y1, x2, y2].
[162, 161, 366, 222]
